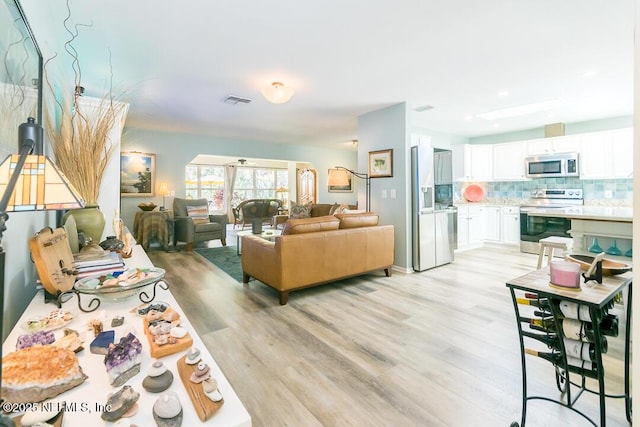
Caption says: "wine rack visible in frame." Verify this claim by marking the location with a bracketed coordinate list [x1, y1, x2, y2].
[506, 267, 632, 427]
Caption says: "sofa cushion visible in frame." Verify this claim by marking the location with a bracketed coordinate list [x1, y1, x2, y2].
[186, 205, 210, 224]
[289, 203, 311, 219]
[335, 212, 379, 229]
[310, 204, 333, 217]
[282, 215, 340, 235]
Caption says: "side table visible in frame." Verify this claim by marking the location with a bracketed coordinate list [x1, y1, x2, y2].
[133, 210, 172, 250]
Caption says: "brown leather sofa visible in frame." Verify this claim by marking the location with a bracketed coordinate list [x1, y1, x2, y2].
[241, 213, 394, 304]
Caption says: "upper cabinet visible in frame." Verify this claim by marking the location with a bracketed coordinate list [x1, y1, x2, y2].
[454, 127, 632, 183]
[492, 141, 526, 181]
[580, 128, 633, 179]
[526, 135, 580, 156]
[453, 144, 492, 182]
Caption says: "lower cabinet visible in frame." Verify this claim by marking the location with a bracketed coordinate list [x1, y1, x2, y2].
[457, 204, 486, 249]
[485, 206, 501, 241]
[456, 204, 520, 250]
[501, 206, 520, 245]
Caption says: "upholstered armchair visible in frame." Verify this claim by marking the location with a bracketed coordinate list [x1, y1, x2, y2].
[173, 198, 227, 251]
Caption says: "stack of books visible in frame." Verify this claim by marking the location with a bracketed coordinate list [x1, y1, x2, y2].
[73, 251, 125, 279]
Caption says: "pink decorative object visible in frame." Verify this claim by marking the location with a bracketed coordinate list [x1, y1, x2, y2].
[463, 184, 484, 202]
[550, 261, 581, 289]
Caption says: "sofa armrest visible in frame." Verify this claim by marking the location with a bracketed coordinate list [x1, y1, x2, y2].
[241, 235, 282, 289]
[208, 214, 227, 239]
[174, 215, 195, 242]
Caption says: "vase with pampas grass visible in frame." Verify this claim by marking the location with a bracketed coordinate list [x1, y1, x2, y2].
[42, 0, 128, 243]
[46, 91, 126, 243]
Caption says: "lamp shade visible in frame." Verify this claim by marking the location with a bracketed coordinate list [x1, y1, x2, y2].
[0, 154, 84, 211]
[261, 82, 295, 104]
[158, 182, 169, 196]
[327, 169, 350, 186]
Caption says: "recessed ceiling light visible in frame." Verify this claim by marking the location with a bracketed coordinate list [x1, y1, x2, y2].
[493, 123, 501, 128]
[498, 90, 509, 97]
[476, 99, 563, 120]
[464, 114, 474, 120]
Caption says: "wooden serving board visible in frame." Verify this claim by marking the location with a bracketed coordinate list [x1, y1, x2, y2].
[28, 227, 75, 295]
[143, 310, 193, 358]
[176, 354, 224, 421]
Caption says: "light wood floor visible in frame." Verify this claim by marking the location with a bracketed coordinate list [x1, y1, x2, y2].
[148, 235, 631, 426]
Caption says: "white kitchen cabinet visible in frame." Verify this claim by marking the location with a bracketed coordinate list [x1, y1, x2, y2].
[453, 144, 493, 182]
[580, 131, 613, 179]
[456, 205, 469, 248]
[457, 204, 487, 249]
[526, 135, 580, 156]
[611, 128, 633, 178]
[484, 205, 501, 241]
[501, 206, 520, 245]
[580, 128, 633, 179]
[492, 141, 527, 181]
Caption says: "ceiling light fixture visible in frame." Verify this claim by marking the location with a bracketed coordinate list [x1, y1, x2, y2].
[476, 99, 563, 120]
[261, 82, 294, 104]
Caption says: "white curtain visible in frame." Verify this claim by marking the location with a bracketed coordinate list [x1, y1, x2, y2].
[224, 164, 238, 221]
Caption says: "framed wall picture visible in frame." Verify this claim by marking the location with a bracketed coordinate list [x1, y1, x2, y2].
[120, 152, 156, 197]
[369, 149, 393, 178]
[327, 168, 353, 193]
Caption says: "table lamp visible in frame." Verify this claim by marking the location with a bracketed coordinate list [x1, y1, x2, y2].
[0, 118, 85, 426]
[159, 182, 169, 211]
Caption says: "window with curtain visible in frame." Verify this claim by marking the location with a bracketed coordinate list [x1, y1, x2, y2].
[231, 167, 288, 206]
[185, 164, 225, 211]
[186, 164, 288, 210]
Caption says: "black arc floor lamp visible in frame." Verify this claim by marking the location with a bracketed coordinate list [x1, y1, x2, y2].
[0, 118, 84, 426]
[328, 166, 371, 212]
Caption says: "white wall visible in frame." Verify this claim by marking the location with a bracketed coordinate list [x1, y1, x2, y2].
[2, 211, 53, 340]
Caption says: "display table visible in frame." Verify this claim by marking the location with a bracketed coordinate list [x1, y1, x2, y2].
[2, 245, 252, 427]
[134, 211, 172, 250]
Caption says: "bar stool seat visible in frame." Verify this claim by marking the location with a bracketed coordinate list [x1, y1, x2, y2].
[537, 236, 573, 269]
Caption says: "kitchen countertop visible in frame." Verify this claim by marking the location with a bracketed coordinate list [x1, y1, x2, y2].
[525, 206, 633, 222]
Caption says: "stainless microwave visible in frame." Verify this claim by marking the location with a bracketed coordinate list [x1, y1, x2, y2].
[525, 152, 579, 178]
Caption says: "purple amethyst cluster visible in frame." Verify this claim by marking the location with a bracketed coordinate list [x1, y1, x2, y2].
[16, 330, 55, 349]
[104, 333, 143, 386]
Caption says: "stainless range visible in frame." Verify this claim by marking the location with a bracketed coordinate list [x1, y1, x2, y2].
[519, 188, 584, 254]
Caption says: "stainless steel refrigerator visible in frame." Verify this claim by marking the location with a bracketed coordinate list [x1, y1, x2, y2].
[411, 144, 457, 272]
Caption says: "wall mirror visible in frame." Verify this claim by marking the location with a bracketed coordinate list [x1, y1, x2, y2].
[0, 0, 43, 158]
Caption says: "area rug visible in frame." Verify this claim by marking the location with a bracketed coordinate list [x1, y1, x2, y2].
[195, 246, 242, 282]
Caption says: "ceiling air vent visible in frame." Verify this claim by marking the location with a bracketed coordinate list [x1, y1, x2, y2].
[224, 95, 252, 105]
[414, 104, 435, 112]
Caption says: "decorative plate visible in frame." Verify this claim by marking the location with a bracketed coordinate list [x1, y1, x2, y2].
[463, 184, 484, 202]
[74, 267, 166, 298]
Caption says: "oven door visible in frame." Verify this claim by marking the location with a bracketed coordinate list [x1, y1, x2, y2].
[519, 207, 572, 254]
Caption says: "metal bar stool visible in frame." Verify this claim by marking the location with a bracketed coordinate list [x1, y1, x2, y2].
[537, 236, 573, 269]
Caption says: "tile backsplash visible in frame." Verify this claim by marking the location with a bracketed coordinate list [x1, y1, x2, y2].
[455, 178, 633, 205]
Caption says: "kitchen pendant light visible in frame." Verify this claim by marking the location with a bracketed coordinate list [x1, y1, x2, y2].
[261, 82, 295, 104]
